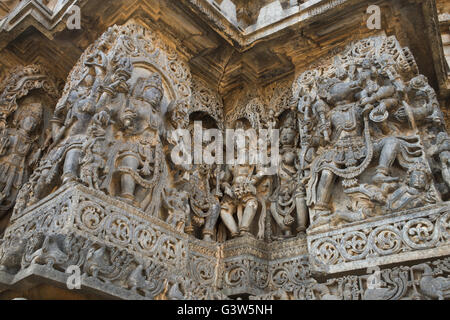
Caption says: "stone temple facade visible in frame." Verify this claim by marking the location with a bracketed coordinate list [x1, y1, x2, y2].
[0, 0, 449, 300]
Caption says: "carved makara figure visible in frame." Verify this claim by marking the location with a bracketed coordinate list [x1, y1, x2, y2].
[0, 104, 43, 217]
[270, 112, 308, 238]
[411, 263, 450, 300]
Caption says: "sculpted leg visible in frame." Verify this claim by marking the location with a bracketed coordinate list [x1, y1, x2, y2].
[203, 202, 220, 241]
[315, 169, 335, 210]
[62, 148, 81, 184]
[119, 155, 140, 202]
[184, 209, 194, 235]
[270, 202, 289, 234]
[240, 198, 258, 235]
[220, 203, 239, 238]
[295, 194, 309, 234]
[374, 137, 400, 184]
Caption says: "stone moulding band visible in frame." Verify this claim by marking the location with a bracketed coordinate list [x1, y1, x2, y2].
[308, 203, 450, 274]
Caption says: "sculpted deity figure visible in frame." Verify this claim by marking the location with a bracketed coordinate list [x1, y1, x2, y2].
[51, 46, 108, 185]
[104, 73, 166, 215]
[306, 61, 423, 227]
[0, 103, 43, 216]
[220, 120, 264, 238]
[270, 112, 308, 238]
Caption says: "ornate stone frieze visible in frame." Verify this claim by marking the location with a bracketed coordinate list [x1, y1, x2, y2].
[308, 203, 450, 274]
[0, 19, 449, 300]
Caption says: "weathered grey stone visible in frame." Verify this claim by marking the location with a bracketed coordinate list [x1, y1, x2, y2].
[0, 0, 449, 300]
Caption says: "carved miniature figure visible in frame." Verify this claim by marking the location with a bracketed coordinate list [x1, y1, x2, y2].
[387, 162, 437, 211]
[162, 187, 189, 232]
[435, 132, 450, 188]
[183, 164, 220, 241]
[79, 111, 111, 190]
[396, 75, 445, 127]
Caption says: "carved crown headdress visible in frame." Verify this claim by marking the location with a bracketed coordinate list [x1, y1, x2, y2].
[133, 73, 163, 101]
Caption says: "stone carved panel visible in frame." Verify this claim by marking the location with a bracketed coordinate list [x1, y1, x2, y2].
[291, 35, 447, 234]
[1, 27, 450, 300]
[250, 257, 450, 300]
[0, 65, 60, 220]
[308, 203, 450, 273]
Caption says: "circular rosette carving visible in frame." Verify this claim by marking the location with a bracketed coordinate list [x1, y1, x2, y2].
[290, 261, 310, 285]
[133, 225, 159, 254]
[224, 263, 246, 287]
[271, 266, 290, 289]
[249, 263, 269, 290]
[339, 232, 369, 261]
[190, 256, 215, 285]
[105, 215, 132, 245]
[402, 218, 439, 249]
[369, 226, 403, 256]
[76, 202, 106, 232]
[311, 238, 340, 265]
[440, 212, 450, 240]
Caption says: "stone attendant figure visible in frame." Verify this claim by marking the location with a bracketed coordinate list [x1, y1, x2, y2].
[51, 50, 107, 185]
[387, 162, 437, 211]
[0, 104, 43, 216]
[184, 164, 220, 241]
[270, 112, 308, 238]
[220, 121, 264, 238]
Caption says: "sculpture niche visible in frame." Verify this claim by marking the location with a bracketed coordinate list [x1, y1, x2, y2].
[0, 65, 59, 222]
[219, 119, 267, 239]
[294, 42, 445, 231]
[13, 35, 168, 219]
[269, 111, 309, 238]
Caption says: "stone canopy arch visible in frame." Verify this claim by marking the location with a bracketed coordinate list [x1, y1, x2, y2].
[55, 22, 193, 126]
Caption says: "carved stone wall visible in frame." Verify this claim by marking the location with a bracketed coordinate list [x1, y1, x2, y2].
[0, 1, 449, 300]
